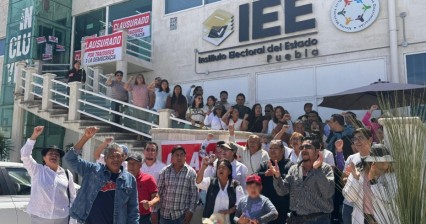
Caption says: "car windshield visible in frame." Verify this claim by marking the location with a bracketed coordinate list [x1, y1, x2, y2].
[6, 167, 31, 195]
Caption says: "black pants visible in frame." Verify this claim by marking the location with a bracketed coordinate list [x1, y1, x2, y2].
[111, 101, 123, 131]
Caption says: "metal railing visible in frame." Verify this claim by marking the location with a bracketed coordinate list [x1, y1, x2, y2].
[169, 116, 206, 129]
[50, 79, 70, 108]
[79, 89, 160, 138]
[30, 73, 44, 98]
[42, 63, 70, 78]
[126, 36, 152, 62]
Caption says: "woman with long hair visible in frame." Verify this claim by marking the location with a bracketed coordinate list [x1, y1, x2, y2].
[222, 107, 248, 131]
[197, 158, 244, 224]
[21, 126, 77, 224]
[124, 74, 150, 109]
[166, 85, 188, 119]
[150, 79, 170, 111]
[267, 106, 294, 135]
[204, 103, 227, 130]
[186, 94, 206, 126]
[203, 96, 217, 114]
[246, 104, 268, 133]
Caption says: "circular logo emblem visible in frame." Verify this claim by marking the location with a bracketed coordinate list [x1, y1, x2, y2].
[331, 0, 380, 33]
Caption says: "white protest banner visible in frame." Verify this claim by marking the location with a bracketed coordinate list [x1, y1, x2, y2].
[83, 31, 123, 65]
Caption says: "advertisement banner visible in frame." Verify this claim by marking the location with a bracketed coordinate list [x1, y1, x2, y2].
[112, 12, 151, 38]
[83, 31, 123, 65]
[48, 35, 58, 43]
[36, 36, 46, 44]
[74, 50, 81, 61]
[161, 140, 247, 171]
[56, 44, 65, 52]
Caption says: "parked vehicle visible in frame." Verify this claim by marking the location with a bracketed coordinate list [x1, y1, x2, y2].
[0, 162, 31, 224]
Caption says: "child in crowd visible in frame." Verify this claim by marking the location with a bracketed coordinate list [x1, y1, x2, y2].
[234, 175, 278, 224]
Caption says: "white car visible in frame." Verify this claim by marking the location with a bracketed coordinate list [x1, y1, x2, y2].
[0, 162, 31, 224]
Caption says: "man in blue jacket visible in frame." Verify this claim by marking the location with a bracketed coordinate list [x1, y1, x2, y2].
[64, 127, 139, 224]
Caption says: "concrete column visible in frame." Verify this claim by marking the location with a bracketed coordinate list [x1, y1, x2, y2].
[24, 66, 37, 101]
[41, 73, 57, 110]
[10, 100, 25, 162]
[93, 66, 103, 93]
[158, 109, 173, 128]
[117, 30, 128, 81]
[68, 82, 82, 121]
[14, 61, 27, 95]
[33, 60, 42, 75]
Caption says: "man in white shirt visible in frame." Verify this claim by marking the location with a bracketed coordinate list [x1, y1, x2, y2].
[141, 142, 166, 181]
[228, 124, 270, 175]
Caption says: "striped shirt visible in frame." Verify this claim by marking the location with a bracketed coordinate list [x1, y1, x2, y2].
[273, 163, 335, 215]
[155, 164, 198, 220]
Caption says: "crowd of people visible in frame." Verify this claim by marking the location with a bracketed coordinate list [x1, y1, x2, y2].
[20, 97, 397, 224]
[27, 66, 395, 224]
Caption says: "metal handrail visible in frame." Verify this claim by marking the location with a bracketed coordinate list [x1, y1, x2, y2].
[127, 41, 152, 53]
[79, 89, 159, 115]
[127, 36, 152, 45]
[43, 63, 70, 66]
[126, 49, 151, 60]
[169, 116, 205, 129]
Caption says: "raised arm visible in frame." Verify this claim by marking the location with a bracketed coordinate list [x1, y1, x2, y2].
[63, 127, 100, 176]
[273, 125, 289, 140]
[222, 107, 233, 124]
[272, 161, 294, 196]
[196, 157, 209, 185]
[93, 137, 114, 160]
[362, 105, 378, 127]
[105, 74, 113, 86]
[312, 156, 335, 200]
[21, 126, 45, 177]
[185, 85, 195, 104]
[124, 76, 134, 92]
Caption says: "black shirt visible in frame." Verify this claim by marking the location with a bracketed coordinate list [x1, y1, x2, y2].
[257, 158, 294, 224]
[86, 173, 119, 224]
[68, 68, 86, 83]
[247, 115, 266, 133]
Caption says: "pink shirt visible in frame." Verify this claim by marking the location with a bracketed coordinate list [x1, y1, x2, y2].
[129, 84, 150, 108]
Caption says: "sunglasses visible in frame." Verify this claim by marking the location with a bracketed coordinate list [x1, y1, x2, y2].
[115, 74, 123, 77]
[265, 110, 271, 113]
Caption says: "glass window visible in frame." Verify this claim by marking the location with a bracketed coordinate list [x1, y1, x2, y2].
[165, 0, 202, 14]
[0, 38, 5, 56]
[74, 8, 106, 51]
[6, 167, 32, 195]
[205, 0, 221, 4]
[108, 0, 152, 35]
[407, 53, 426, 85]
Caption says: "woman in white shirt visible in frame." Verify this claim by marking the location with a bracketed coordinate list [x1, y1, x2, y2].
[197, 158, 245, 224]
[204, 103, 227, 130]
[186, 94, 207, 126]
[21, 126, 77, 224]
[150, 79, 170, 111]
[222, 107, 248, 131]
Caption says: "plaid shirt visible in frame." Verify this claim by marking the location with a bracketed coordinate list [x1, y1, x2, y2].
[155, 164, 198, 220]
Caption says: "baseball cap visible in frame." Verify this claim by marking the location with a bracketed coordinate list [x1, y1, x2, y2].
[120, 145, 129, 155]
[246, 174, 262, 185]
[125, 152, 143, 162]
[220, 142, 238, 153]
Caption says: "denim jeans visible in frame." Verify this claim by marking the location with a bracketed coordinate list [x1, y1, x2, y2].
[139, 214, 151, 224]
[304, 214, 331, 224]
[159, 215, 185, 224]
[342, 204, 353, 224]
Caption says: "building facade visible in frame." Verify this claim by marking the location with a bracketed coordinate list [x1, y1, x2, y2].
[1, 0, 426, 160]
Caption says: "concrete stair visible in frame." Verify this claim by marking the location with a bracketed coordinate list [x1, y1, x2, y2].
[17, 97, 150, 153]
